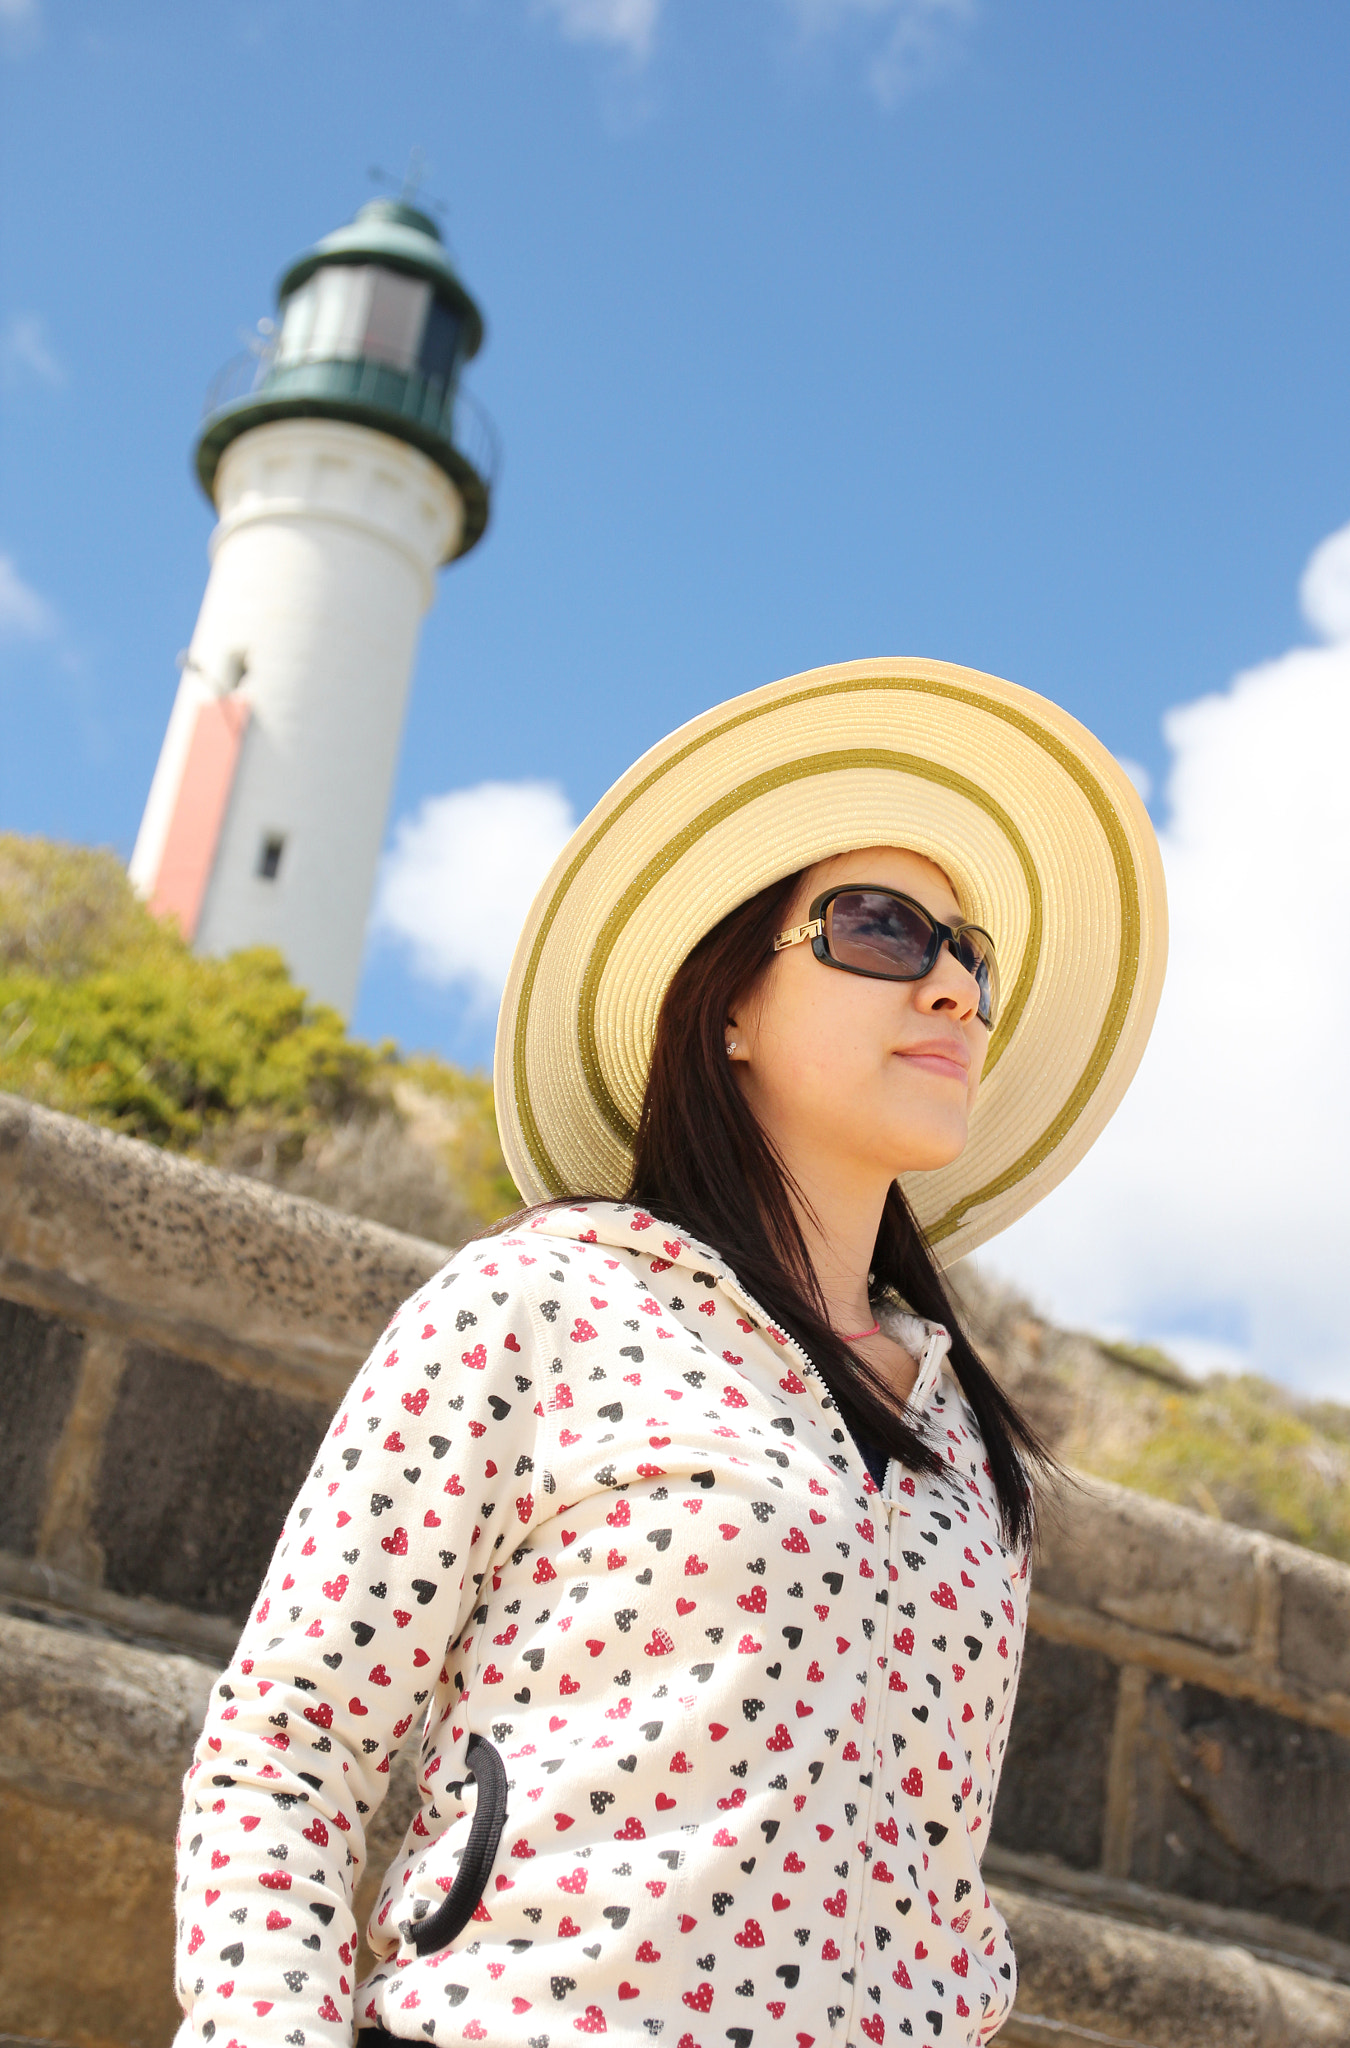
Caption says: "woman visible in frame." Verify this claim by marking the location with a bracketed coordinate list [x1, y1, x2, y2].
[174, 659, 1166, 2048]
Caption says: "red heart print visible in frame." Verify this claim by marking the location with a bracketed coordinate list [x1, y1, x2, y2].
[402, 1389, 429, 1416]
[504, 1334, 521, 1352]
[772, 1892, 791, 1911]
[383, 1432, 405, 1453]
[795, 1699, 813, 1717]
[655, 1792, 676, 1810]
[322, 1575, 348, 1602]
[550, 1714, 567, 1731]
[682, 1984, 714, 2013]
[734, 1919, 766, 1947]
[424, 1510, 441, 1527]
[709, 1723, 728, 1740]
[676, 1597, 696, 1615]
[822, 1889, 847, 1917]
[618, 1983, 640, 2000]
[901, 1767, 923, 1795]
[679, 1914, 697, 1931]
[381, 1528, 408, 1556]
[349, 1697, 368, 1716]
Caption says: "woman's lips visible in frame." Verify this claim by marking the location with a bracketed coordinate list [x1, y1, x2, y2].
[896, 1042, 970, 1083]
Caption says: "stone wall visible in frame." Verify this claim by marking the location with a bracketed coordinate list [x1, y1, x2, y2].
[3, 1092, 1349, 2048]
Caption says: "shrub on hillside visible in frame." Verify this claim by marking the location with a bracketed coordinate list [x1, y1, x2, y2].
[0, 833, 515, 1244]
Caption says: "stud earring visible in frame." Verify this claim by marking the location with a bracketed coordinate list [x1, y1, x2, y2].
[726, 1040, 738, 1056]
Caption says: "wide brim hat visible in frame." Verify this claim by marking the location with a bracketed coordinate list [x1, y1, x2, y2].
[494, 658, 1167, 1265]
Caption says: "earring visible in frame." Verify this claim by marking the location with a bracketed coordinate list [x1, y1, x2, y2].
[726, 1040, 738, 1056]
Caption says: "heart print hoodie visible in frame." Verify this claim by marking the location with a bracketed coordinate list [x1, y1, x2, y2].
[174, 1200, 1031, 2048]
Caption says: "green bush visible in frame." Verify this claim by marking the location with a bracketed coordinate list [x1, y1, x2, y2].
[0, 833, 515, 1240]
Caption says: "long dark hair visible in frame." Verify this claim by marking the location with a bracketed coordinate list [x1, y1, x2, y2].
[621, 870, 1050, 1553]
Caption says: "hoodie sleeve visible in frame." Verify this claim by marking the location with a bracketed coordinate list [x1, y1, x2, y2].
[173, 1234, 545, 2048]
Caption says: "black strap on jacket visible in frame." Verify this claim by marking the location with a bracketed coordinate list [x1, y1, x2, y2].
[410, 1731, 508, 1957]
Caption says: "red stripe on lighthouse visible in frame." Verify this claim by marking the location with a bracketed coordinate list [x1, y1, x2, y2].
[148, 695, 251, 941]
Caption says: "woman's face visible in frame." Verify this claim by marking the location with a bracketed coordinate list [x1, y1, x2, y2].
[731, 846, 990, 1182]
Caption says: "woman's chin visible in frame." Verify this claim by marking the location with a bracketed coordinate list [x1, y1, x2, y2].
[886, 1120, 971, 1177]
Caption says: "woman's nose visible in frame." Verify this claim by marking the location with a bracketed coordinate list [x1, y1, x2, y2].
[917, 940, 980, 1020]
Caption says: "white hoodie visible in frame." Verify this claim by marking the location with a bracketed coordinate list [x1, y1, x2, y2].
[174, 1201, 1030, 2048]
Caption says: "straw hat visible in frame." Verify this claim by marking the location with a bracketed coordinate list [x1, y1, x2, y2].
[494, 658, 1167, 1265]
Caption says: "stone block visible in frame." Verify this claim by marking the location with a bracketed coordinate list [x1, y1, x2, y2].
[1276, 1542, 1350, 1702]
[0, 1297, 85, 1557]
[0, 1613, 216, 2048]
[0, 1092, 447, 1394]
[1034, 1475, 1259, 1653]
[90, 1342, 330, 1621]
[1128, 1675, 1350, 1941]
[0, 1786, 181, 2048]
[997, 1884, 1350, 2047]
[989, 1635, 1117, 1869]
[0, 1610, 213, 1831]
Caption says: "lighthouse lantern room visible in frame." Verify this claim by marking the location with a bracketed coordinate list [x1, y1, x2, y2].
[129, 199, 494, 1016]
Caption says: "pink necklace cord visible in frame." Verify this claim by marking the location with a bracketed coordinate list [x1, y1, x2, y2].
[840, 1321, 881, 1342]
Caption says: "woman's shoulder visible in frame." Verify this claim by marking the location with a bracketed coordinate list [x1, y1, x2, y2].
[413, 1205, 645, 1310]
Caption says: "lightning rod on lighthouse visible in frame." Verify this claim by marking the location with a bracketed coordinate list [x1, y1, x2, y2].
[129, 197, 494, 1016]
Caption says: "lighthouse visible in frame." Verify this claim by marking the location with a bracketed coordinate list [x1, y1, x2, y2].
[129, 198, 493, 1016]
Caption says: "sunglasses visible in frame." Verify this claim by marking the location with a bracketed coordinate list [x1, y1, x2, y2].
[774, 885, 1000, 1029]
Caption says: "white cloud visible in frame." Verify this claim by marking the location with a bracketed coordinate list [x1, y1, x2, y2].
[0, 552, 57, 637]
[1300, 519, 1350, 644]
[374, 780, 577, 1007]
[984, 524, 1350, 1398]
[537, 0, 662, 60]
[1, 312, 64, 388]
[780, 0, 976, 104]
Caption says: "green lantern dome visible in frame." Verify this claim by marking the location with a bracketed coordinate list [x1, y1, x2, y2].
[196, 199, 495, 560]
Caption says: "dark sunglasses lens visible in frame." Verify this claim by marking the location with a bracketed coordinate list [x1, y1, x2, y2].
[824, 890, 936, 978]
[951, 928, 999, 1027]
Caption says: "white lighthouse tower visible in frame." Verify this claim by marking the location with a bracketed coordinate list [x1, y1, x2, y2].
[129, 198, 493, 1016]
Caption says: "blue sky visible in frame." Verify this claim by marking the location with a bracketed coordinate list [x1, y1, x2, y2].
[3, 0, 1350, 1385]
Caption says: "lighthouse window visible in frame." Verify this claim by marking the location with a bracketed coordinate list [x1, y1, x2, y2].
[306, 264, 374, 361]
[419, 298, 462, 386]
[258, 833, 286, 881]
[364, 271, 431, 370]
[277, 281, 318, 363]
